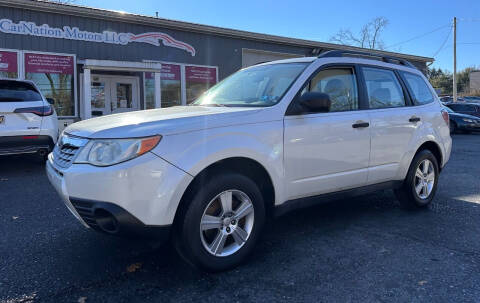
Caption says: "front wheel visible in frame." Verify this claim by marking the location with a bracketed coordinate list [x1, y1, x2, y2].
[174, 172, 265, 272]
[394, 150, 439, 209]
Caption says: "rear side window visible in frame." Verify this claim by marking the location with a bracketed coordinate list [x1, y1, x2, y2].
[363, 67, 406, 109]
[303, 68, 359, 112]
[0, 80, 43, 102]
[402, 72, 434, 105]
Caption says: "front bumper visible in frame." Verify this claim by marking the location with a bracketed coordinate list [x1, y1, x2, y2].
[46, 151, 193, 237]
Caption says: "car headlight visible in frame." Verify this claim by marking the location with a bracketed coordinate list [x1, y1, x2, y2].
[463, 118, 474, 123]
[74, 135, 162, 166]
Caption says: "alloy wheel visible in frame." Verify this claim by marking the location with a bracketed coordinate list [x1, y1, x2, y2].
[200, 190, 255, 257]
[414, 159, 435, 199]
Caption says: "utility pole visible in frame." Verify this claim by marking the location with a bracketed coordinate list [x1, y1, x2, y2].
[453, 17, 457, 102]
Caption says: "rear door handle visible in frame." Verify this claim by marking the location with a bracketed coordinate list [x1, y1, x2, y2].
[352, 121, 370, 128]
[409, 116, 421, 123]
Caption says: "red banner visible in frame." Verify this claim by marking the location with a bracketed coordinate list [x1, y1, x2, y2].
[0, 51, 18, 73]
[186, 66, 217, 84]
[24, 53, 74, 75]
[145, 63, 181, 81]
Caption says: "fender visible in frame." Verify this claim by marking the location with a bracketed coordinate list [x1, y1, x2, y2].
[396, 134, 443, 180]
[151, 120, 285, 205]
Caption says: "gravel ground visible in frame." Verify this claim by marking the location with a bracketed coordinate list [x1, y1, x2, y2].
[1, 133, 479, 303]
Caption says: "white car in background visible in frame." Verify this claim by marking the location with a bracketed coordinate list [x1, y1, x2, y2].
[0, 79, 58, 158]
[46, 51, 451, 272]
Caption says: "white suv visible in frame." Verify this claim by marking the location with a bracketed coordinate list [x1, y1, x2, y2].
[0, 79, 58, 158]
[46, 51, 451, 272]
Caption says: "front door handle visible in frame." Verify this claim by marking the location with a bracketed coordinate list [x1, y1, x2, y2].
[352, 121, 370, 128]
[409, 116, 421, 123]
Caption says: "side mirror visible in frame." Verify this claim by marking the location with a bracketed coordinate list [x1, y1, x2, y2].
[299, 92, 331, 113]
[46, 98, 55, 105]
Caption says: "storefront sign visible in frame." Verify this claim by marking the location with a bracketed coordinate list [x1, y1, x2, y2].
[0, 50, 17, 73]
[0, 19, 196, 56]
[145, 63, 181, 81]
[186, 66, 217, 83]
[24, 53, 74, 74]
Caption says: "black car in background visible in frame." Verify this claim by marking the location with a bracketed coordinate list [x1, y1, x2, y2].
[463, 96, 480, 103]
[444, 106, 480, 133]
[445, 102, 480, 118]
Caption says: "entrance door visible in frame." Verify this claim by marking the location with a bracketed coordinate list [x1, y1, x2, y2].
[90, 75, 139, 117]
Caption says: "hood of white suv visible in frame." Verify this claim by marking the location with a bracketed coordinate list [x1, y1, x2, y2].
[65, 106, 262, 138]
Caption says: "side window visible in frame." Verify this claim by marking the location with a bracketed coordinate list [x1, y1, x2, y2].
[363, 67, 406, 109]
[302, 68, 358, 112]
[402, 72, 435, 105]
[465, 105, 476, 112]
[448, 104, 460, 111]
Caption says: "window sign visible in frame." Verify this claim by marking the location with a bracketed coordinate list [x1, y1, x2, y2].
[144, 63, 181, 109]
[24, 53, 75, 116]
[0, 50, 18, 79]
[185, 66, 217, 104]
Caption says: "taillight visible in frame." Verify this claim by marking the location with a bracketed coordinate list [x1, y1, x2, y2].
[441, 109, 449, 126]
[14, 105, 53, 116]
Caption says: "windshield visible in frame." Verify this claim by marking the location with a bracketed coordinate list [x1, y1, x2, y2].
[193, 63, 308, 107]
[444, 106, 454, 113]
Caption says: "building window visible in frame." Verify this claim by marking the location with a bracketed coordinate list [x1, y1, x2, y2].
[186, 65, 217, 104]
[0, 50, 19, 79]
[144, 73, 155, 110]
[24, 52, 75, 116]
[144, 63, 182, 109]
[144, 63, 217, 108]
[160, 64, 182, 108]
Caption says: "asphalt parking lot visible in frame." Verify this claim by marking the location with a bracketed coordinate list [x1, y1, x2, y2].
[1, 134, 479, 303]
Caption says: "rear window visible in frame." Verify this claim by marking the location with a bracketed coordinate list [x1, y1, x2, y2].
[0, 80, 43, 102]
[401, 72, 435, 105]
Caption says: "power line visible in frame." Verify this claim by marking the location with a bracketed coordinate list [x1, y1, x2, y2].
[432, 25, 452, 58]
[385, 24, 451, 49]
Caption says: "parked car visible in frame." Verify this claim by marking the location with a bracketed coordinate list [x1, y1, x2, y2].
[46, 51, 452, 272]
[445, 102, 480, 118]
[443, 106, 480, 133]
[463, 96, 480, 103]
[439, 96, 453, 103]
[0, 79, 58, 158]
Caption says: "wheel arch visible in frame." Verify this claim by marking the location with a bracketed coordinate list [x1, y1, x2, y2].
[415, 140, 444, 172]
[173, 157, 276, 228]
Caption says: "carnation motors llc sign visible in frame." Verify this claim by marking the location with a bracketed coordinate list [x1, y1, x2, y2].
[0, 19, 196, 56]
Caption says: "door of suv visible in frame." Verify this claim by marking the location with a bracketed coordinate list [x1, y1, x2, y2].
[284, 66, 371, 200]
[0, 80, 44, 137]
[361, 66, 419, 184]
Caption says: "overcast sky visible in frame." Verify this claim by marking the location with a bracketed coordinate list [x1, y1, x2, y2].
[77, 0, 480, 71]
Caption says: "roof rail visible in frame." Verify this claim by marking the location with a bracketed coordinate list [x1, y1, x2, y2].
[318, 50, 417, 69]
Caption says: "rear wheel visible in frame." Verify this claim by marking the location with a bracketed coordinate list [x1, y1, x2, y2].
[395, 149, 439, 209]
[174, 172, 265, 272]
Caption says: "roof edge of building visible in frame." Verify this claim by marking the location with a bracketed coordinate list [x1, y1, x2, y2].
[0, 0, 434, 63]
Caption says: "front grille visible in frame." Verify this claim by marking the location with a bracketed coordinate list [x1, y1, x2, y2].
[70, 200, 99, 230]
[52, 133, 88, 169]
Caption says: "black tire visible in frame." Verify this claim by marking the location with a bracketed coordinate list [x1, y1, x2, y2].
[449, 121, 456, 134]
[394, 149, 439, 209]
[174, 172, 265, 272]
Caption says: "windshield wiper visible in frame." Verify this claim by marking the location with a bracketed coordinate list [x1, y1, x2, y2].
[200, 103, 229, 107]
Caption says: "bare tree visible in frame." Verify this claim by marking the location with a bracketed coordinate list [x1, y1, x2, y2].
[330, 17, 389, 50]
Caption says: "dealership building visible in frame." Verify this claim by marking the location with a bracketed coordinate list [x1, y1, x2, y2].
[0, 0, 433, 129]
